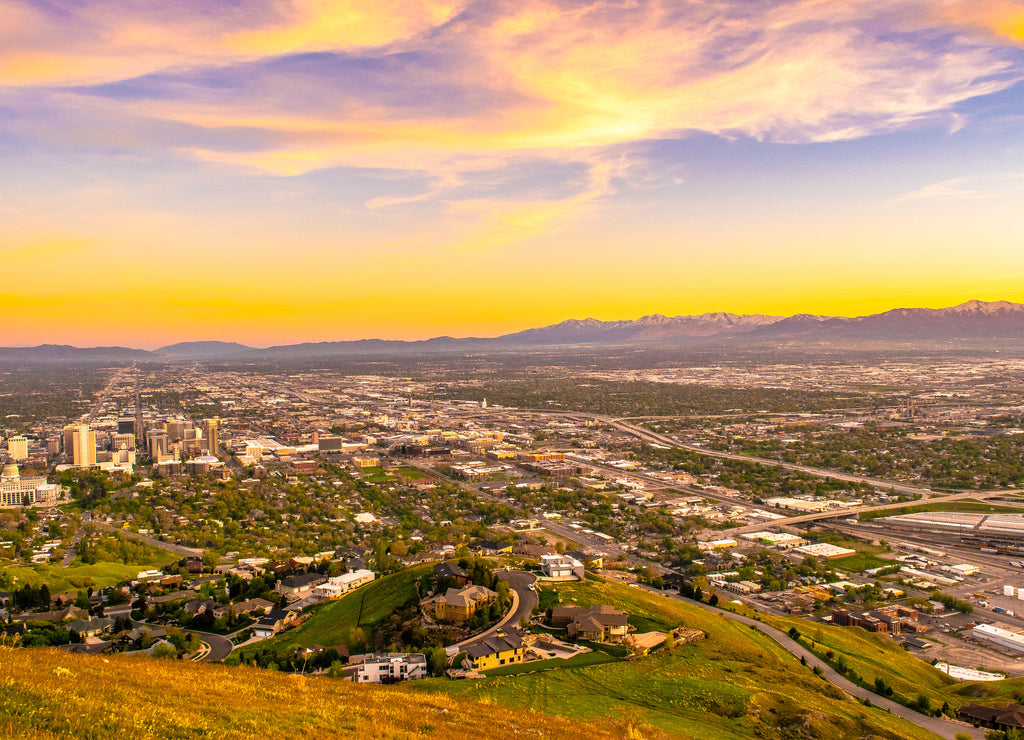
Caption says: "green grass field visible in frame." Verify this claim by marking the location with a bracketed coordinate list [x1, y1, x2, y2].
[234, 564, 430, 660]
[830, 552, 896, 573]
[394, 467, 431, 480]
[409, 578, 941, 740]
[3, 557, 176, 594]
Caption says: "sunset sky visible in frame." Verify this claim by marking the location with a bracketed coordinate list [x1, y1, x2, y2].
[2, 0, 1024, 348]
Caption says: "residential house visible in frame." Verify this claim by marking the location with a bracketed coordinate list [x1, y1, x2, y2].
[212, 598, 274, 620]
[433, 562, 470, 587]
[66, 617, 113, 638]
[433, 585, 497, 622]
[312, 569, 375, 600]
[540, 554, 585, 580]
[464, 628, 526, 671]
[352, 653, 428, 683]
[473, 540, 513, 556]
[13, 605, 87, 626]
[550, 605, 630, 642]
[275, 572, 328, 598]
[252, 607, 298, 638]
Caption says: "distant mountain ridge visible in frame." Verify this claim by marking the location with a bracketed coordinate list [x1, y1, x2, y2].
[155, 341, 254, 357]
[2, 300, 1022, 360]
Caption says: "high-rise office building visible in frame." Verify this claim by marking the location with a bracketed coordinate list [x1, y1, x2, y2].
[203, 419, 219, 456]
[147, 429, 168, 459]
[6, 435, 28, 461]
[112, 433, 136, 451]
[63, 426, 76, 461]
[70, 425, 96, 467]
[164, 419, 185, 442]
[117, 417, 136, 436]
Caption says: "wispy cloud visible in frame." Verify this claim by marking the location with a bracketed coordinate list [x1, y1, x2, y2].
[891, 172, 1024, 203]
[2, 0, 1024, 255]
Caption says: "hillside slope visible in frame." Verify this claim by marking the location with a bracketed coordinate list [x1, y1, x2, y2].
[409, 578, 942, 740]
[0, 647, 627, 740]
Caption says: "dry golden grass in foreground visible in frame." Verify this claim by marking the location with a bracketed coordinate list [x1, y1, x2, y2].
[0, 647, 644, 739]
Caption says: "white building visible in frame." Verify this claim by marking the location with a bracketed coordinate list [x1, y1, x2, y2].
[794, 543, 856, 559]
[312, 569, 375, 599]
[972, 623, 1024, 653]
[353, 653, 427, 683]
[540, 554, 585, 580]
[0, 465, 64, 508]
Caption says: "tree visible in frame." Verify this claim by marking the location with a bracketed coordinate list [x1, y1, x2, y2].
[662, 631, 675, 651]
[693, 586, 703, 602]
[788, 627, 801, 641]
[152, 642, 178, 659]
[427, 647, 448, 676]
[202, 550, 220, 572]
[708, 593, 719, 607]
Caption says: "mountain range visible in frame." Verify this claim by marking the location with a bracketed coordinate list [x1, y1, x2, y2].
[3, 300, 1023, 361]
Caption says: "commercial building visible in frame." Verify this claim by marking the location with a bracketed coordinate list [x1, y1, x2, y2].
[794, 543, 856, 559]
[147, 429, 169, 459]
[972, 623, 1024, 653]
[203, 419, 219, 455]
[6, 435, 28, 461]
[0, 465, 63, 508]
[317, 435, 344, 452]
[64, 424, 96, 467]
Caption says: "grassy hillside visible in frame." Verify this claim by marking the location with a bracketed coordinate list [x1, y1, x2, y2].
[766, 607, 1024, 712]
[3, 557, 176, 593]
[0, 647, 626, 740]
[233, 564, 429, 662]
[409, 578, 942, 740]
[762, 611, 956, 708]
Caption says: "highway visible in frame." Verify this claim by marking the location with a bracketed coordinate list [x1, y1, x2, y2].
[604, 416, 939, 496]
[720, 491, 1005, 536]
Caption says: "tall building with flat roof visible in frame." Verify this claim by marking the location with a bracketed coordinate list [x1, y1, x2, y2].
[6, 435, 28, 461]
[70, 425, 96, 467]
[147, 429, 168, 459]
[203, 418, 219, 457]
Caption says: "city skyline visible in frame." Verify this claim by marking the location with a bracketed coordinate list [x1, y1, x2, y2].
[3, 0, 1024, 347]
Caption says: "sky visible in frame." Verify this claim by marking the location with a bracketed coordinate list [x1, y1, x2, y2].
[2, 0, 1024, 348]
